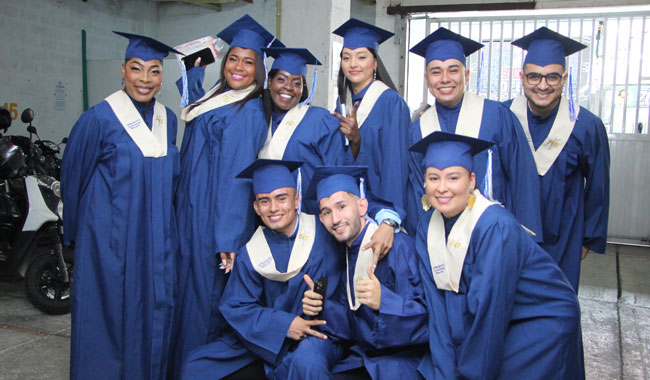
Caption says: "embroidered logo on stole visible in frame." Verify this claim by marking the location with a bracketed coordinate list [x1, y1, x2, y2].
[105, 90, 167, 158]
[509, 95, 578, 176]
[258, 105, 310, 159]
[426, 190, 496, 292]
[246, 213, 316, 282]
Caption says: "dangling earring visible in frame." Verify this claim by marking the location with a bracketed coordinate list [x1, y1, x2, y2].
[467, 189, 476, 210]
[373, 69, 377, 81]
[421, 194, 432, 211]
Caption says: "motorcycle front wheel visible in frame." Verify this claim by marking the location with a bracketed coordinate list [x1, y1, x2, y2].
[24, 251, 73, 315]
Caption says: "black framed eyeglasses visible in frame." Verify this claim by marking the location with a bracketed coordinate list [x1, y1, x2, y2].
[524, 72, 564, 86]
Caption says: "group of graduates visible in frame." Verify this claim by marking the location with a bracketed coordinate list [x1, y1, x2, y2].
[60, 12, 610, 380]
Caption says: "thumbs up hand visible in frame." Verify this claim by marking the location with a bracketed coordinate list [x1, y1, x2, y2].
[302, 274, 323, 316]
[356, 263, 382, 311]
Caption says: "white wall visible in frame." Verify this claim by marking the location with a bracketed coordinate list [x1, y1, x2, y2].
[0, 0, 157, 145]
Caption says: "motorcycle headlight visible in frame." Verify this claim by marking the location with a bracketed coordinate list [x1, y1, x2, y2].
[51, 180, 61, 197]
[57, 200, 63, 219]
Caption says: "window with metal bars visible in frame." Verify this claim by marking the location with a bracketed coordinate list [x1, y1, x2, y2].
[405, 6, 650, 134]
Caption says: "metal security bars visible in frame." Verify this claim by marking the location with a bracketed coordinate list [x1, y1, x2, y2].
[405, 6, 650, 134]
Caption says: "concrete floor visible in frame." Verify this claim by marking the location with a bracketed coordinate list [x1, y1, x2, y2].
[0, 244, 648, 380]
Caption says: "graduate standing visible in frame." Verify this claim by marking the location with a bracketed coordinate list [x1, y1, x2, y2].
[61, 32, 181, 380]
[181, 159, 349, 380]
[412, 131, 583, 380]
[259, 47, 350, 213]
[171, 15, 283, 378]
[304, 166, 429, 380]
[406, 28, 542, 237]
[504, 27, 610, 292]
[331, 18, 411, 213]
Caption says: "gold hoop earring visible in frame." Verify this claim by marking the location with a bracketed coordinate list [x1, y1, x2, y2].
[467, 190, 476, 210]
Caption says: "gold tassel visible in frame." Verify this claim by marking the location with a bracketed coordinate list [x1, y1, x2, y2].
[467, 191, 476, 210]
[421, 194, 432, 211]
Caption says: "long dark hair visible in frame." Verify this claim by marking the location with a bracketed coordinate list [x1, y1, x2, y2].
[336, 47, 396, 105]
[262, 69, 309, 122]
[214, 47, 266, 109]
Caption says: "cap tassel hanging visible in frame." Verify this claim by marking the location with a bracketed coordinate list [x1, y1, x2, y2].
[359, 177, 366, 199]
[263, 37, 276, 90]
[300, 69, 317, 107]
[568, 67, 577, 121]
[180, 59, 189, 107]
[297, 168, 303, 215]
[476, 51, 485, 94]
[480, 149, 494, 201]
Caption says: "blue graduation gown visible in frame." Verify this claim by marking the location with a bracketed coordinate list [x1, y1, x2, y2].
[341, 224, 428, 380]
[502, 99, 610, 291]
[338, 82, 411, 213]
[406, 98, 543, 238]
[171, 89, 268, 376]
[416, 205, 584, 380]
[270, 107, 352, 213]
[181, 218, 349, 380]
[61, 96, 180, 380]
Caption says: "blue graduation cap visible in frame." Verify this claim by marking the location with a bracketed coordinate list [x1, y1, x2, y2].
[409, 27, 483, 66]
[264, 47, 322, 106]
[113, 31, 183, 61]
[512, 27, 587, 67]
[409, 131, 494, 172]
[264, 48, 321, 77]
[305, 166, 369, 203]
[332, 18, 394, 51]
[236, 159, 302, 195]
[217, 14, 284, 56]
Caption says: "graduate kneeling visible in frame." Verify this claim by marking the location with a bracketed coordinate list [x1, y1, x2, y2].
[303, 166, 429, 380]
[412, 132, 584, 380]
[181, 159, 349, 380]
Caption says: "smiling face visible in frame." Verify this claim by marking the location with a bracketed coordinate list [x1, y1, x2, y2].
[224, 46, 257, 90]
[253, 187, 299, 236]
[318, 191, 368, 246]
[268, 70, 303, 111]
[424, 58, 469, 108]
[340, 47, 376, 93]
[520, 63, 567, 116]
[121, 58, 163, 105]
[425, 166, 475, 218]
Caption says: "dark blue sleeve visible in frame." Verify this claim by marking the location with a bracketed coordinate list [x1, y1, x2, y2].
[219, 248, 296, 364]
[60, 108, 104, 246]
[406, 118, 426, 235]
[365, 235, 428, 349]
[581, 112, 610, 253]
[497, 105, 544, 242]
[214, 101, 268, 252]
[315, 110, 353, 166]
[175, 67, 207, 104]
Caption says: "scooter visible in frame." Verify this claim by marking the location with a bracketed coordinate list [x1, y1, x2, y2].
[0, 108, 72, 315]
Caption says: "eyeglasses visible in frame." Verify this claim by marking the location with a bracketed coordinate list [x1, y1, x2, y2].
[524, 72, 564, 86]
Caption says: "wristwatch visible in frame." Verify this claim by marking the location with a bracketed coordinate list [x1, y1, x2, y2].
[381, 219, 398, 229]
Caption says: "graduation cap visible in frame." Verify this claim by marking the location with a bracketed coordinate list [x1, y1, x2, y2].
[409, 27, 483, 66]
[332, 18, 394, 51]
[409, 131, 494, 172]
[236, 159, 302, 195]
[305, 166, 369, 203]
[113, 31, 183, 62]
[217, 14, 284, 56]
[264, 47, 322, 106]
[512, 27, 587, 67]
[264, 48, 321, 77]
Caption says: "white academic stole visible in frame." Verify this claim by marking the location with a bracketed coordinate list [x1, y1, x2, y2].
[105, 90, 167, 158]
[355, 81, 389, 129]
[426, 190, 496, 293]
[419, 92, 485, 138]
[245, 213, 316, 282]
[345, 221, 379, 310]
[180, 84, 256, 123]
[509, 95, 578, 176]
[258, 105, 310, 159]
